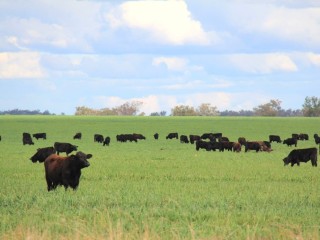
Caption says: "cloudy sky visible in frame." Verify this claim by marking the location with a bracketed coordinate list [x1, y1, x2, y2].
[1, 0, 320, 115]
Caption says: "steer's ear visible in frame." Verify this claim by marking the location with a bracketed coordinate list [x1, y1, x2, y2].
[86, 154, 93, 159]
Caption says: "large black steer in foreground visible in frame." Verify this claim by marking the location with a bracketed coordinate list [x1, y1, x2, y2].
[54, 142, 78, 155]
[44, 151, 92, 191]
[283, 148, 317, 167]
[30, 147, 56, 163]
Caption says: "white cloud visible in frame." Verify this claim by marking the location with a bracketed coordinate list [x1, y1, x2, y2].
[0, 52, 45, 78]
[232, 4, 320, 48]
[307, 53, 320, 67]
[228, 53, 298, 74]
[152, 57, 188, 71]
[106, 0, 210, 45]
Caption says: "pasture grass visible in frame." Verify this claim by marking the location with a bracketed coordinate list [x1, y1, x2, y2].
[0, 116, 320, 239]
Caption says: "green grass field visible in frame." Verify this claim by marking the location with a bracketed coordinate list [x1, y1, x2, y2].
[0, 116, 319, 239]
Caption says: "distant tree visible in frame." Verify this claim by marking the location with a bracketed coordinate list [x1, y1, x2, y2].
[113, 101, 143, 116]
[302, 96, 320, 117]
[196, 103, 219, 116]
[171, 105, 197, 116]
[253, 99, 282, 116]
[75, 106, 98, 115]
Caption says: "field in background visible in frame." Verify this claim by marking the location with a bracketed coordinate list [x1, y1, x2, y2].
[0, 116, 319, 239]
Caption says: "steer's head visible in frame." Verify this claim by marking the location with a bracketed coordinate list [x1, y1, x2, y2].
[283, 157, 290, 166]
[75, 151, 92, 168]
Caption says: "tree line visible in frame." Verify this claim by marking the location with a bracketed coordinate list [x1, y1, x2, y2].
[1, 96, 319, 117]
[0, 109, 54, 115]
[73, 96, 320, 117]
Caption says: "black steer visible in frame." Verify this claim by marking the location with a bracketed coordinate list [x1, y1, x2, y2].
[54, 142, 78, 155]
[30, 147, 56, 163]
[283, 148, 317, 167]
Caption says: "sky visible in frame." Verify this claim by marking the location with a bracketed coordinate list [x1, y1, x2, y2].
[1, 0, 320, 115]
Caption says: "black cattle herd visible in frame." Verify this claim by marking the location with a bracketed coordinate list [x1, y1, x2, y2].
[0, 131, 319, 191]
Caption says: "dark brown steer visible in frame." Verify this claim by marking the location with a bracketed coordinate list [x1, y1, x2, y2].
[44, 151, 92, 191]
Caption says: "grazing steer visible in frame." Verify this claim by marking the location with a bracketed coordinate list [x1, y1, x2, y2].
[269, 135, 281, 143]
[196, 140, 222, 151]
[283, 138, 297, 147]
[44, 151, 92, 191]
[256, 141, 272, 152]
[189, 135, 201, 144]
[54, 142, 78, 155]
[220, 141, 234, 152]
[33, 133, 47, 140]
[30, 147, 56, 163]
[154, 133, 159, 140]
[94, 134, 104, 143]
[218, 137, 229, 142]
[233, 142, 241, 152]
[201, 133, 214, 140]
[73, 132, 82, 140]
[245, 142, 261, 152]
[133, 133, 146, 140]
[298, 133, 309, 141]
[180, 135, 189, 144]
[238, 137, 246, 146]
[103, 136, 110, 146]
[283, 148, 317, 167]
[314, 134, 320, 144]
[23, 132, 34, 145]
[166, 132, 178, 139]
[196, 140, 212, 151]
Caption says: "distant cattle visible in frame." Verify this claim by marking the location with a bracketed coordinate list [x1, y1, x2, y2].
[196, 140, 221, 151]
[33, 133, 46, 140]
[189, 135, 201, 144]
[117, 134, 138, 142]
[283, 138, 297, 147]
[219, 137, 229, 142]
[201, 133, 215, 141]
[238, 137, 246, 146]
[196, 140, 213, 151]
[245, 142, 261, 152]
[269, 135, 281, 143]
[54, 142, 78, 155]
[256, 141, 272, 152]
[166, 132, 178, 140]
[94, 134, 104, 143]
[233, 142, 242, 152]
[180, 135, 189, 144]
[220, 141, 234, 152]
[0, 135, 1, 141]
[73, 132, 82, 140]
[314, 134, 320, 144]
[103, 136, 110, 146]
[283, 148, 317, 167]
[298, 133, 309, 141]
[212, 133, 223, 139]
[133, 133, 146, 140]
[292, 134, 299, 139]
[30, 147, 56, 163]
[44, 151, 92, 191]
[154, 133, 159, 140]
[23, 132, 34, 145]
